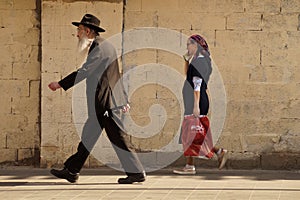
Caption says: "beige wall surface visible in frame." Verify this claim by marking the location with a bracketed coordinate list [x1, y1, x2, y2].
[0, 0, 299, 170]
[0, 0, 41, 166]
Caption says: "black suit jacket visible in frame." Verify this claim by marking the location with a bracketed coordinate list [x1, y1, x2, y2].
[59, 37, 128, 116]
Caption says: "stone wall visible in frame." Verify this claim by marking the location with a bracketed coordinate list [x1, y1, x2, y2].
[0, 0, 41, 166]
[123, 0, 300, 170]
[0, 0, 299, 170]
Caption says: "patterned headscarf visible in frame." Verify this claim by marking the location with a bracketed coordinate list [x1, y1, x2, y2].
[190, 34, 210, 56]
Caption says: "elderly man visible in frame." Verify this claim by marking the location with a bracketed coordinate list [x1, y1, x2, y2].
[48, 14, 145, 184]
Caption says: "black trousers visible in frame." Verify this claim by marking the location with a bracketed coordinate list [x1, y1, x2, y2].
[64, 112, 144, 175]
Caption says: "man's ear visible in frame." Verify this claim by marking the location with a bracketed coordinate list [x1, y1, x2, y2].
[85, 27, 91, 36]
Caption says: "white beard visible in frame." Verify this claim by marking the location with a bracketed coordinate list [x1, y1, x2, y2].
[77, 35, 92, 55]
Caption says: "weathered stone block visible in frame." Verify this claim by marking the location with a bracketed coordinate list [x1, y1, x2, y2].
[42, 25, 60, 48]
[0, 0, 13, 9]
[263, 14, 298, 31]
[215, 132, 243, 152]
[41, 123, 60, 147]
[224, 112, 287, 137]
[13, 0, 36, 10]
[0, 27, 14, 45]
[9, 44, 39, 63]
[157, 51, 184, 75]
[17, 148, 34, 161]
[0, 10, 34, 28]
[281, 0, 300, 13]
[274, 132, 300, 153]
[0, 132, 7, 148]
[215, 0, 245, 13]
[41, 96, 72, 123]
[192, 14, 226, 30]
[236, 48, 261, 67]
[12, 62, 40, 80]
[216, 30, 261, 49]
[245, 0, 281, 13]
[125, 11, 158, 30]
[287, 49, 300, 68]
[261, 48, 289, 66]
[180, 0, 244, 13]
[179, 0, 214, 12]
[59, 125, 80, 148]
[227, 13, 262, 31]
[0, 94, 12, 114]
[248, 65, 293, 83]
[0, 45, 14, 63]
[41, 48, 79, 75]
[228, 83, 291, 102]
[57, 26, 78, 48]
[0, 80, 29, 97]
[287, 31, 300, 49]
[88, 2, 123, 32]
[0, 148, 16, 163]
[13, 28, 40, 46]
[11, 96, 39, 120]
[286, 83, 300, 100]
[41, 3, 56, 26]
[0, 113, 29, 133]
[158, 12, 194, 30]
[261, 153, 300, 170]
[228, 152, 261, 169]
[141, 0, 179, 12]
[40, 146, 61, 168]
[243, 134, 281, 153]
[281, 99, 300, 119]
[123, 49, 157, 71]
[125, 0, 141, 11]
[7, 131, 38, 149]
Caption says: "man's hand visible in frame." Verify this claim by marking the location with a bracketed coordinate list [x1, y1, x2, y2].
[122, 104, 130, 113]
[48, 82, 61, 91]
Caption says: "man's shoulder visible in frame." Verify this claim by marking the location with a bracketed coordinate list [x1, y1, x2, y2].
[94, 37, 116, 52]
[95, 36, 104, 44]
[95, 37, 112, 47]
[91, 37, 117, 60]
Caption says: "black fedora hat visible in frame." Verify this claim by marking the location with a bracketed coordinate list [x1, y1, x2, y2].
[72, 14, 105, 33]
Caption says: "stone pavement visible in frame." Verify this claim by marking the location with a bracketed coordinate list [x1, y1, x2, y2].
[0, 167, 300, 200]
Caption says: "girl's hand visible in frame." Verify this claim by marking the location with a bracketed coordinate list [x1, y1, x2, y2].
[193, 106, 200, 117]
[183, 52, 191, 62]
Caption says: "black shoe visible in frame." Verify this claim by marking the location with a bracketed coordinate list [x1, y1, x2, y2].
[50, 168, 79, 183]
[118, 172, 146, 184]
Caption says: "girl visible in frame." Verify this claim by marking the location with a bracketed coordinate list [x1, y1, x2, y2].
[173, 34, 227, 174]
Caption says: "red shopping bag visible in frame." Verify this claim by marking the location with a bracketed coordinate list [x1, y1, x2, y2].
[181, 115, 214, 158]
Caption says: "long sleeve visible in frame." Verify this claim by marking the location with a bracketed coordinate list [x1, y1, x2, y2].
[58, 72, 77, 91]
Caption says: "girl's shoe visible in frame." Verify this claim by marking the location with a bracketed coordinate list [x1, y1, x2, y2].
[173, 165, 196, 175]
[217, 149, 228, 170]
